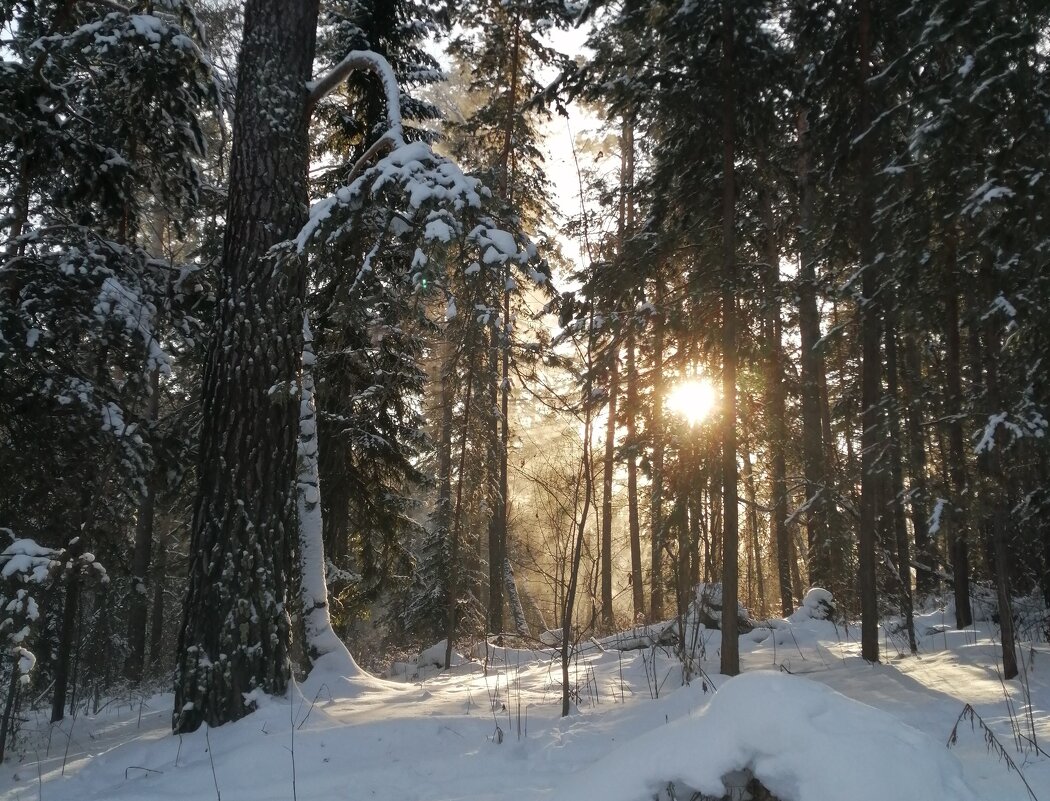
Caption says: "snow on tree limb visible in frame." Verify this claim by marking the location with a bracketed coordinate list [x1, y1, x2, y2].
[305, 50, 405, 135]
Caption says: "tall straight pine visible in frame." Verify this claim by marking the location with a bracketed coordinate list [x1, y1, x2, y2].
[174, 0, 320, 733]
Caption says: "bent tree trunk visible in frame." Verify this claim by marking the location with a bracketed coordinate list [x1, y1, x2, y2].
[173, 0, 320, 733]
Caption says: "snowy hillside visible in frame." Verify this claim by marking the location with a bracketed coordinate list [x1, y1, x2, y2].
[1, 605, 1046, 801]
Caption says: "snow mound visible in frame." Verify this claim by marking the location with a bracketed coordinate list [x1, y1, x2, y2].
[788, 587, 836, 623]
[299, 648, 396, 700]
[559, 672, 977, 801]
[417, 639, 465, 668]
[692, 582, 756, 631]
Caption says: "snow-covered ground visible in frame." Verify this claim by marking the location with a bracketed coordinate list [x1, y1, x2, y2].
[1, 604, 1047, 801]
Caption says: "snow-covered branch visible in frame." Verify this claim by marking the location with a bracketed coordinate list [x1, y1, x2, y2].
[305, 50, 405, 140]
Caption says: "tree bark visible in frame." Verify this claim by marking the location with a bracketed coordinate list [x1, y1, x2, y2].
[174, 0, 320, 733]
[487, 10, 522, 639]
[977, 272, 1017, 680]
[125, 369, 161, 682]
[51, 541, 82, 723]
[762, 166, 793, 617]
[884, 308, 916, 653]
[901, 333, 933, 595]
[650, 302, 666, 621]
[445, 362, 475, 670]
[435, 337, 456, 546]
[600, 346, 619, 630]
[626, 328, 645, 619]
[796, 107, 831, 593]
[562, 318, 596, 717]
[719, 0, 740, 677]
[943, 232, 973, 628]
[742, 428, 764, 616]
[487, 325, 505, 635]
[857, 0, 880, 664]
[148, 527, 168, 673]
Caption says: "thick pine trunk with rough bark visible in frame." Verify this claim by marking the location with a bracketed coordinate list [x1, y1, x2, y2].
[173, 0, 319, 733]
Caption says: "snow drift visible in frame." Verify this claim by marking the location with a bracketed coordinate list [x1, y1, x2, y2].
[559, 671, 976, 801]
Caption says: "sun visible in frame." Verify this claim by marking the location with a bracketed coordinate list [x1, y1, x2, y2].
[667, 378, 718, 426]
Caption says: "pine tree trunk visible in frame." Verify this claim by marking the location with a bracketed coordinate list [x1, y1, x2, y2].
[977, 275, 1017, 679]
[688, 483, 703, 588]
[436, 339, 456, 549]
[719, 0, 740, 677]
[762, 167, 793, 616]
[148, 527, 168, 673]
[445, 363, 475, 669]
[173, 0, 319, 733]
[796, 108, 831, 594]
[742, 429, 764, 616]
[619, 119, 644, 620]
[487, 10, 522, 640]
[884, 308, 916, 653]
[600, 346, 619, 631]
[0, 654, 19, 763]
[51, 551, 81, 723]
[487, 325, 505, 635]
[857, 0, 880, 663]
[650, 305, 666, 621]
[943, 233, 973, 628]
[125, 369, 160, 682]
[901, 333, 934, 595]
[626, 328, 645, 619]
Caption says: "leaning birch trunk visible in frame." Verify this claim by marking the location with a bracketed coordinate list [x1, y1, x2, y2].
[503, 558, 530, 639]
[298, 315, 355, 667]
